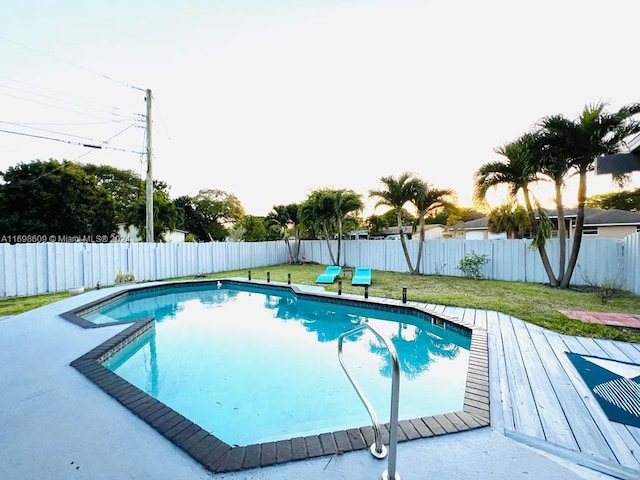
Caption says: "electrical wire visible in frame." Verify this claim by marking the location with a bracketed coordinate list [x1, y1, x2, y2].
[0, 34, 150, 176]
[0, 121, 135, 144]
[0, 34, 146, 92]
[0, 128, 144, 154]
[0, 80, 138, 120]
[0, 91, 133, 123]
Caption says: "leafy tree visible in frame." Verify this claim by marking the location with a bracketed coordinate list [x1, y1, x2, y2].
[80, 164, 144, 223]
[526, 131, 573, 281]
[369, 172, 427, 273]
[174, 189, 245, 242]
[174, 195, 207, 241]
[266, 204, 303, 261]
[380, 207, 415, 229]
[411, 181, 456, 273]
[285, 203, 306, 261]
[226, 224, 246, 242]
[365, 214, 390, 237]
[538, 101, 640, 287]
[474, 134, 559, 286]
[239, 215, 270, 242]
[586, 189, 640, 211]
[299, 188, 363, 265]
[125, 189, 180, 242]
[487, 203, 530, 239]
[0, 159, 116, 238]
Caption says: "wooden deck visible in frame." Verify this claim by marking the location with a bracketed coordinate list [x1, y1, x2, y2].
[422, 304, 640, 480]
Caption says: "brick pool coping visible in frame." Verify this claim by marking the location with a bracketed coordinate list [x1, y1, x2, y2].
[67, 279, 490, 473]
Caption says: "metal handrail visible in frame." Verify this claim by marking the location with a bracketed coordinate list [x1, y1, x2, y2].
[337, 323, 401, 480]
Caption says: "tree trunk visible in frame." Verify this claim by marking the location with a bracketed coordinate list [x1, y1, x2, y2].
[294, 231, 302, 263]
[397, 211, 415, 273]
[322, 224, 337, 265]
[554, 179, 567, 283]
[336, 219, 342, 266]
[560, 170, 587, 288]
[412, 216, 426, 274]
[523, 186, 558, 286]
[284, 236, 293, 262]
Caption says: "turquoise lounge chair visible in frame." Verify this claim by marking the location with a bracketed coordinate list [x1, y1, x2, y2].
[351, 267, 372, 286]
[315, 265, 342, 284]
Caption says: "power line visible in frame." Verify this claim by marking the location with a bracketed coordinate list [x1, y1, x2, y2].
[0, 91, 135, 124]
[0, 128, 144, 154]
[0, 34, 146, 92]
[0, 80, 140, 121]
[1, 121, 126, 144]
[0, 74, 145, 125]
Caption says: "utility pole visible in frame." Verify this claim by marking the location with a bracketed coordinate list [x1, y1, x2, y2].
[145, 88, 154, 242]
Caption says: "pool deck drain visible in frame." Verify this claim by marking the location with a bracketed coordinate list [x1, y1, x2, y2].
[68, 279, 490, 473]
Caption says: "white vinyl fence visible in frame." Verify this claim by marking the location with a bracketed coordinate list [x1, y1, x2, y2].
[0, 241, 288, 298]
[299, 235, 633, 292]
[1, 233, 639, 298]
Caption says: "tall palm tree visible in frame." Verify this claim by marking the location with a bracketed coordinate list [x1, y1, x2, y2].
[529, 131, 572, 282]
[285, 203, 303, 263]
[266, 205, 294, 261]
[369, 172, 423, 273]
[487, 203, 530, 239]
[473, 133, 559, 286]
[411, 181, 456, 274]
[539, 101, 640, 288]
[299, 189, 363, 265]
[299, 190, 338, 265]
[331, 189, 364, 265]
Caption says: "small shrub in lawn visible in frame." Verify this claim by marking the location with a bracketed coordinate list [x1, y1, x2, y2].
[458, 252, 490, 280]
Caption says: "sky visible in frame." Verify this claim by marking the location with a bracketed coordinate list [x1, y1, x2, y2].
[2, 0, 640, 217]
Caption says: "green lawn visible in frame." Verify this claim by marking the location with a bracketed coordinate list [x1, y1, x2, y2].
[2, 263, 639, 342]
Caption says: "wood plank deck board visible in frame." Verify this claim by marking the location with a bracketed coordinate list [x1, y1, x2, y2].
[470, 308, 488, 330]
[540, 331, 619, 460]
[536, 333, 639, 468]
[486, 310, 508, 434]
[611, 341, 640, 363]
[494, 312, 544, 438]
[592, 339, 636, 363]
[423, 304, 640, 472]
[509, 318, 578, 449]
[432, 303, 640, 474]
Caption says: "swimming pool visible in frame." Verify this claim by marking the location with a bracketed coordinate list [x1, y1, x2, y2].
[67, 279, 490, 473]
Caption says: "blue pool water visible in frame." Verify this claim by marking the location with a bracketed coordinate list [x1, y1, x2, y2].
[96, 283, 471, 446]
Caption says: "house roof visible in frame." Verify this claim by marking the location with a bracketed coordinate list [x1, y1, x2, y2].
[463, 208, 640, 229]
[382, 225, 444, 235]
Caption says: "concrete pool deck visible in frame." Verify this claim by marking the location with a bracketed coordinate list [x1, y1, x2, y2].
[0, 282, 630, 479]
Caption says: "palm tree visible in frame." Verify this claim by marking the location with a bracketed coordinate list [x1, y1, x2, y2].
[299, 189, 363, 265]
[528, 131, 572, 282]
[539, 101, 640, 288]
[487, 203, 530, 239]
[411, 181, 456, 274]
[369, 172, 423, 273]
[299, 190, 338, 265]
[285, 203, 303, 263]
[331, 189, 364, 265]
[266, 205, 294, 261]
[473, 133, 559, 286]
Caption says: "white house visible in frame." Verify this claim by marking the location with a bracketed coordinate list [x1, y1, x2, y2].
[115, 224, 187, 243]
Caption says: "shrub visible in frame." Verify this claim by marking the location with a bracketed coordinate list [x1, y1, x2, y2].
[458, 252, 490, 280]
[115, 270, 136, 284]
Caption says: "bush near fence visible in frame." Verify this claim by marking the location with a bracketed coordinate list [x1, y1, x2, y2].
[1, 233, 638, 298]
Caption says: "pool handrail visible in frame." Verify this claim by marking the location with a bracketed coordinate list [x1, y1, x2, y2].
[337, 322, 400, 480]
